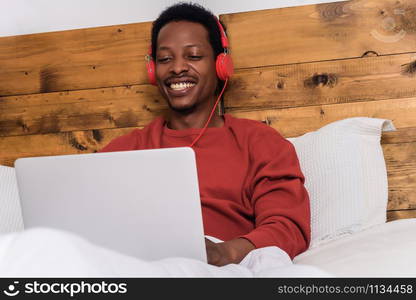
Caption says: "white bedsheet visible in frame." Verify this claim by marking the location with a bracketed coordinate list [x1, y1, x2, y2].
[1, 220, 414, 278]
[294, 218, 416, 277]
[0, 228, 329, 277]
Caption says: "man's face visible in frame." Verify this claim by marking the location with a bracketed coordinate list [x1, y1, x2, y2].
[155, 21, 218, 114]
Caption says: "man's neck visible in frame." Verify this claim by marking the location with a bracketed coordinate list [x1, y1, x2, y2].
[167, 112, 224, 130]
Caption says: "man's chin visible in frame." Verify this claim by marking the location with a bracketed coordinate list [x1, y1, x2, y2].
[167, 102, 196, 115]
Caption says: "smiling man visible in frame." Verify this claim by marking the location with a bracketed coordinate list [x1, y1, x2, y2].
[99, 3, 311, 266]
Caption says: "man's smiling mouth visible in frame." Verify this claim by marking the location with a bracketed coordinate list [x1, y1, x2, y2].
[165, 76, 198, 92]
[169, 82, 196, 90]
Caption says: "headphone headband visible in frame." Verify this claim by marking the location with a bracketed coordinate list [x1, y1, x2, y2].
[215, 18, 229, 49]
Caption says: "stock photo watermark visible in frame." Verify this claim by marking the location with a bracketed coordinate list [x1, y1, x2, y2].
[2, 280, 127, 297]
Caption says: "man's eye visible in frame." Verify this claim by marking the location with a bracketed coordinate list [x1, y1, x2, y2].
[157, 57, 171, 63]
[189, 55, 203, 60]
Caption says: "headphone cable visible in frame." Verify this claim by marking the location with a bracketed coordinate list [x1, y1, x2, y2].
[189, 78, 228, 148]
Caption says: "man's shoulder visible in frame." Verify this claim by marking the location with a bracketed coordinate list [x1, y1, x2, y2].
[226, 114, 294, 159]
[226, 114, 285, 140]
[99, 117, 164, 152]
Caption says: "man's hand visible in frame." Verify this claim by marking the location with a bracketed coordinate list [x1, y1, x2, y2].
[205, 237, 255, 266]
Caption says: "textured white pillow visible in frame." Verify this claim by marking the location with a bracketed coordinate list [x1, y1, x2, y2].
[0, 165, 24, 234]
[287, 117, 396, 248]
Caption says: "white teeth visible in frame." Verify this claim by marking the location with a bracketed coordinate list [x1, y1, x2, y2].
[170, 82, 196, 90]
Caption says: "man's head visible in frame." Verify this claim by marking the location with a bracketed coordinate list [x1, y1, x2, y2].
[150, 3, 227, 114]
[151, 3, 224, 65]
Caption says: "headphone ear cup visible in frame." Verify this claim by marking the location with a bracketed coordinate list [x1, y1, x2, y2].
[146, 59, 157, 86]
[216, 53, 234, 81]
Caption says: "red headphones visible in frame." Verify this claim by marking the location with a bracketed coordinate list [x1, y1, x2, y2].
[145, 17, 234, 85]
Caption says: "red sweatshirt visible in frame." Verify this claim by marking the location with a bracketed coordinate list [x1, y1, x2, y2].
[99, 114, 310, 259]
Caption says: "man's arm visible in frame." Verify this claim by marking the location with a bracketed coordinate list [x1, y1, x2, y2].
[240, 135, 311, 259]
[205, 131, 310, 266]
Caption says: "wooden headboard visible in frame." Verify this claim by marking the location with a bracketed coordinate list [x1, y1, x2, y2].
[1, 0, 415, 221]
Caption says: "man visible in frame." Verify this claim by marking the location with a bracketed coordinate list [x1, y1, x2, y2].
[100, 3, 310, 266]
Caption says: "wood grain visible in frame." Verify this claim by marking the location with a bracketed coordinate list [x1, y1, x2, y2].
[387, 209, 416, 222]
[1, 0, 415, 97]
[224, 53, 416, 110]
[384, 142, 416, 210]
[0, 127, 138, 167]
[220, 0, 416, 69]
[2, 87, 414, 140]
[228, 97, 416, 141]
[0, 84, 167, 137]
[0, 22, 152, 97]
[381, 127, 416, 144]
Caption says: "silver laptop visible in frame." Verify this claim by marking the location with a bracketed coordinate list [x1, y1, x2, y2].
[14, 147, 207, 262]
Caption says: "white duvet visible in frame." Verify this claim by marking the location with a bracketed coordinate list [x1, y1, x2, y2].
[1, 218, 415, 277]
[0, 228, 329, 277]
[294, 218, 416, 277]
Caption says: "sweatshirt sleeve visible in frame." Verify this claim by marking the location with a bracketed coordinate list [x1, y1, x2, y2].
[240, 129, 310, 259]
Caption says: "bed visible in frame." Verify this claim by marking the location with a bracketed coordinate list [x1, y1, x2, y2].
[0, 0, 415, 277]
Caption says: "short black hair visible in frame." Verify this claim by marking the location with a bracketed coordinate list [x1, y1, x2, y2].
[151, 2, 225, 61]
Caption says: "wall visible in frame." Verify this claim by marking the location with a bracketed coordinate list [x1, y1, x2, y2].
[0, 0, 345, 37]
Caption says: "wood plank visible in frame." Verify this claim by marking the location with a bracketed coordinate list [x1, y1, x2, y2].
[381, 127, 416, 144]
[0, 127, 139, 167]
[220, 0, 416, 69]
[387, 209, 416, 222]
[2, 90, 415, 139]
[224, 53, 416, 110]
[0, 84, 167, 137]
[228, 97, 416, 141]
[384, 143, 416, 210]
[389, 188, 416, 210]
[0, 22, 152, 96]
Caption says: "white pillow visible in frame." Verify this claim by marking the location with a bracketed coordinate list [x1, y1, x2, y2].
[287, 117, 396, 248]
[0, 165, 24, 234]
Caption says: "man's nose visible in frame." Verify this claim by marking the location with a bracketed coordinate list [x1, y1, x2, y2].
[171, 57, 189, 74]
